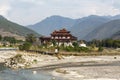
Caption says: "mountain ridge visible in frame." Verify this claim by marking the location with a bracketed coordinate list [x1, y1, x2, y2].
[69, 15, 110, 39]
[0, 15, 40, 40]
[84, 19, 120, 41]
[112, 31, 120, 40]
[27, 15, 120, 40]
[28, 15, 76, 36]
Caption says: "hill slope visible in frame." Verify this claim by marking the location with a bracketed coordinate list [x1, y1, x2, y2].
[112, 31, 120, 39]
[28, 15, 76, 36]
[0, 15, 40, 39]
[84, 20, 120, 41]
[27, 14, 120, 40]
[70, 15, 110, 40]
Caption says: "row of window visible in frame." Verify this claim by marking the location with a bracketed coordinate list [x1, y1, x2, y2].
[51, 36, 70, 39]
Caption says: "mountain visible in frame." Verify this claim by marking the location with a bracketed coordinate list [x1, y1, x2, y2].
[27, 14, 120, 41]
[112, 31, 120, 39]
[28, 15, 76, 36]
[84, 20, 120, 41]
[111, 14, 120, 20]
[69, 15, 110, 40]
[0, 15, 40, 40]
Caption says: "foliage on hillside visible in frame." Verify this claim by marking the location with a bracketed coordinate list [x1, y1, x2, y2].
[0, 16, 40, 37]
[85, 20, 120, 41]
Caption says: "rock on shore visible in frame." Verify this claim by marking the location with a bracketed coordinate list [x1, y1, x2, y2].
[5, 54, 31, 69]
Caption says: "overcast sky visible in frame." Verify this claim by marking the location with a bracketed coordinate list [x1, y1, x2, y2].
[0, 0, 120, 25]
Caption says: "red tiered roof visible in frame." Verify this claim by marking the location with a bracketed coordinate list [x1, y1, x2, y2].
[40, 28, 77, 43]
[51, 28, 71, 36]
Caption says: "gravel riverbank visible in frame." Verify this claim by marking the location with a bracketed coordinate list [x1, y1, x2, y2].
[0, 50, 120, 80]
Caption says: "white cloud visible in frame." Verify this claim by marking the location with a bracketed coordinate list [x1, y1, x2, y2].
[0, 1, 11, 16]
[0, 0, 120, 25]
[19, 0, 45, 5]
[0, 5, 10, 16]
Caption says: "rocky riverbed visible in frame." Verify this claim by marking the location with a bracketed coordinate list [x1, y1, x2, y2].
[0, 50, 120, 80]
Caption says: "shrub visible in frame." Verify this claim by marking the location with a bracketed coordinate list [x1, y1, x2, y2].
[63, 46, 90, 52]
[79, 47, 90, 52]
[72, 42, 79, 47]
[33, 59, 37, 63]
[19, 42, 32, 51]
[114, 57, 117, 59]
[10, 54, 25, 64]
[14, 54, 22, 59]
[65, 46, 74, 52]
[13, 54, 25, 63]
[98, 46, 104, 52]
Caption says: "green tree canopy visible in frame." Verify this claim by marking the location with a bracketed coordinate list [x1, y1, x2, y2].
[3, 36, 17, 44]
[0, 35, 2, 41]
[25, 34, 36, 44]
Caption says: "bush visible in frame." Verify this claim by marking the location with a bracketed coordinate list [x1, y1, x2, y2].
[19, 42, 32, 51]
[98, 46, 104, 52]
[13, 54, 25, 63]
[64, 46, 77, 52]
[63, 46, 90, 52]
[33, 59, 37, 63]
[114, 57, 117, 59]
[72, 42, 79, 47]
[14, 54, 22, 59]
[79, 47, 90, 52]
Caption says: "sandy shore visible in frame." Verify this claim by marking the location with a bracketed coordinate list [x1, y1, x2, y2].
[52, 65, 120, 80]
[0, 50, 120, 80]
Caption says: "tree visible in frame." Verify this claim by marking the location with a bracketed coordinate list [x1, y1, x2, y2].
[113, 40, 120, 48]
[98, 46, 104, 52]
[51, 40, 57, 46]
[105, 39, 113, 47]
[3, 36, 17, 44]
[25, 34, 36, 44]
[72, 42, 79, 47]
[0, 35, 2, 41]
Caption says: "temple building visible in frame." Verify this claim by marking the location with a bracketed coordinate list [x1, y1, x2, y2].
[40, 28, 77, 46]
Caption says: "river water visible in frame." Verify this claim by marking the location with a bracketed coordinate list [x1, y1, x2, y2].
[0, 63, 61, 80]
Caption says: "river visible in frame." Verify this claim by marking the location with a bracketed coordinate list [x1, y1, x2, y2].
[0, 63, 61, 80]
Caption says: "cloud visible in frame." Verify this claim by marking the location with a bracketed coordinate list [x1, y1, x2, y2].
[0, 5, 10, 16]
[18, 0, 46, 5]
[0, 0, 120, 25]
[0, 1, 11, 16]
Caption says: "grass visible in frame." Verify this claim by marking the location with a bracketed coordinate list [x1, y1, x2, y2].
[59, 50, 120, 56]
[23, 46, 120, 56]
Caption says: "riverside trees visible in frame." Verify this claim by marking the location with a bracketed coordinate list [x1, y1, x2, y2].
[19, 34, 36, 51]
[0, 35, 22, 47]
[88, 39, 120, 48]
